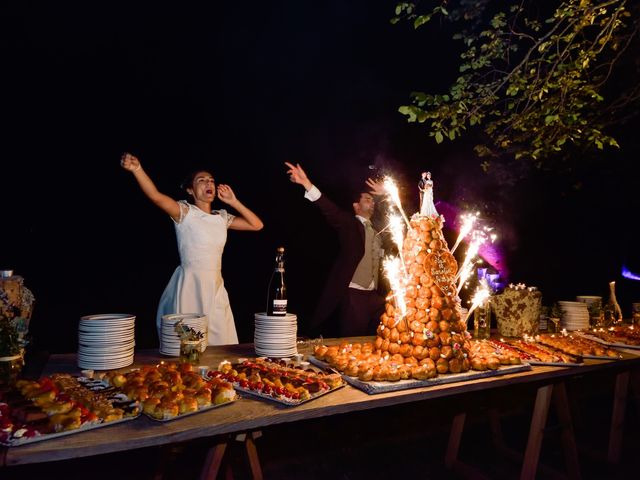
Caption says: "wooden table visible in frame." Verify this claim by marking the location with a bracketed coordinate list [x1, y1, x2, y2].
[2, 338, 639, 480]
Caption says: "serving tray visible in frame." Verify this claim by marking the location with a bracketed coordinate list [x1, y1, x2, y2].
[143, 396, 237, 422]
[491, 339, 584, 366]
[232, 382, 345, 406]
[308, 356, 531, 395]
[524, 360, 583, 367]
[576, 331, 640, 350]
[211, 358, 347, 406]
[1, 415, 139, 447]
[1, 376, 141, 447]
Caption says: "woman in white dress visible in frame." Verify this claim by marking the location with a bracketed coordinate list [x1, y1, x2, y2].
[120, 153, 263, 345]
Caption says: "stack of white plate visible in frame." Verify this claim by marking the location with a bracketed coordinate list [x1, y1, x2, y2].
[78, 314, 136, 370]
[254, 313, 297, 357]
[160, 313, 208, 356]
[558, 301, 590, 330]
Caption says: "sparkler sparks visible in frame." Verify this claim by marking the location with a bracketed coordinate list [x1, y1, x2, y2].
[388, 214, 406, 270]
[383, 177, 411, 229]
[383, 256, 407, 326]
[463, 281, 491, 324]
[451, 212, 478, 255]
[454, 222, 498, 294]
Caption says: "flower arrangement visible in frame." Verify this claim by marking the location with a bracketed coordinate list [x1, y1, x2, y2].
[174, 320, 205, 364]
[0, 314, 25, 385]
[174, 321, 205, 342]
[550, 302, 563, 319]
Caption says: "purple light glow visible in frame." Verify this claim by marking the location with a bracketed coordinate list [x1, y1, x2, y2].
[622, 265, 640, 281]
[436, 200, 509, 283]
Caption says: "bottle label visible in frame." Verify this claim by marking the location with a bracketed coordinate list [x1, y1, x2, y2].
[271, 299, 287, 315]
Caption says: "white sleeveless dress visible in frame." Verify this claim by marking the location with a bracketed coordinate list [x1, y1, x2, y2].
[156, 201, 238, 346]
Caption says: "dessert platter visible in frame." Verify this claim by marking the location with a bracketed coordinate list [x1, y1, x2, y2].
[101, 361, 237, 422]
[534, 333, 623, 359]
[209, 358, 345, 406]
[1, 373, 141, 446]
[578, 326, 640, 350]
[309, 340, 531, 394]
[489, 338, 583, 366]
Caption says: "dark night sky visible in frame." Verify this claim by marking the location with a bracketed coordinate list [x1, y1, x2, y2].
[2, 2, 639, 353]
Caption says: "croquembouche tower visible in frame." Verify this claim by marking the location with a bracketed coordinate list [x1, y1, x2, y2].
[374, 172, 472, 375]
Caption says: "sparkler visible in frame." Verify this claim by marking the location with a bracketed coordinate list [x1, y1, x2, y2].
[463, 281, 491, 324]
[388, 213, 406, 271]
[383, 256, 407, 327]
[383, 177, 411, 229]
[451, 212, 478, 255]
[455, 233, 483, 291]
[454, 224, 498, 294]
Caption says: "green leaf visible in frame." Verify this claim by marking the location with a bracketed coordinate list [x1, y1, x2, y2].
[398, 105, 417, 122]
[435, 131, 444, 143]
[414, 14, 431, 29]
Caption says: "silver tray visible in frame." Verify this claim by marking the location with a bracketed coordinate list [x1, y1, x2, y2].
[232, 382, 345, 406]
[525, 360, 583, 367]
[1, 414, 140, 447]
[308, 356, 532, 395]
[143, 395, 237, 422]
[80, 376, 239, 423]
[0, 377, 140, 447]
[576, 331, 640, 350]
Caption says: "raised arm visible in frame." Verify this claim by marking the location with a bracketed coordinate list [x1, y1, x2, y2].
[285, 162, 313, 191]
[120, 153, 181, 221]
[217, 184, 264, 231]
[365, 177, 385, 197]
[285, 161, 353, 229]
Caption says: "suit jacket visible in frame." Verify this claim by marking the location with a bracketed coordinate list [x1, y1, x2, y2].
[308, 194, 369, 335]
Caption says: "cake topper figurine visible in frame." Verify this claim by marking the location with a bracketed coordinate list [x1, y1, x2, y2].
[418, 171, 438, 217]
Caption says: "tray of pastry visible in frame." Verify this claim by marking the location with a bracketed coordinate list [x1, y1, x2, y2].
[490, 338, 584, 366]
[0, 373, 141, 446]
[534, 333, 624, 360]
[307, 354, 531, 394]
[209, 358, 346, 406]
[576, 327, 640, 350]
[100, 362, 237, 422]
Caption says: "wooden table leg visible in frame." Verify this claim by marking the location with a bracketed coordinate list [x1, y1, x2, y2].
[200, 442, 228, 480]
[520, 384, 554, 480]
[630, 369, 640, 422]
[553, 382, 581, 480]
[607, 371, 630, 465]
[489, 408, 505, 451]
[199, 431, 263, 480]
[153, 444, 184, 480]
[445, 412, 466, 469]
[245, 432, 263, 480]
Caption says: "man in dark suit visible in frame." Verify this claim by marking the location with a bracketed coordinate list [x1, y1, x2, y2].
[285, 162, 385, 338]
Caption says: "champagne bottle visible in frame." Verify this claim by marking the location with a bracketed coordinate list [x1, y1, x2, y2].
[266, 247, 287, 316]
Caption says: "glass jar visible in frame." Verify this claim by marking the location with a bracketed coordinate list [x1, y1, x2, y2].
[0, 352, 24, 386]
[473, 300, 491, 339]
[179, 340, 202, 364]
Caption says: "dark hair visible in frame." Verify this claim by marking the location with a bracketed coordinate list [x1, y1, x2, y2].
[180, 169, 214, 191]
[348, 190, 369, 204]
